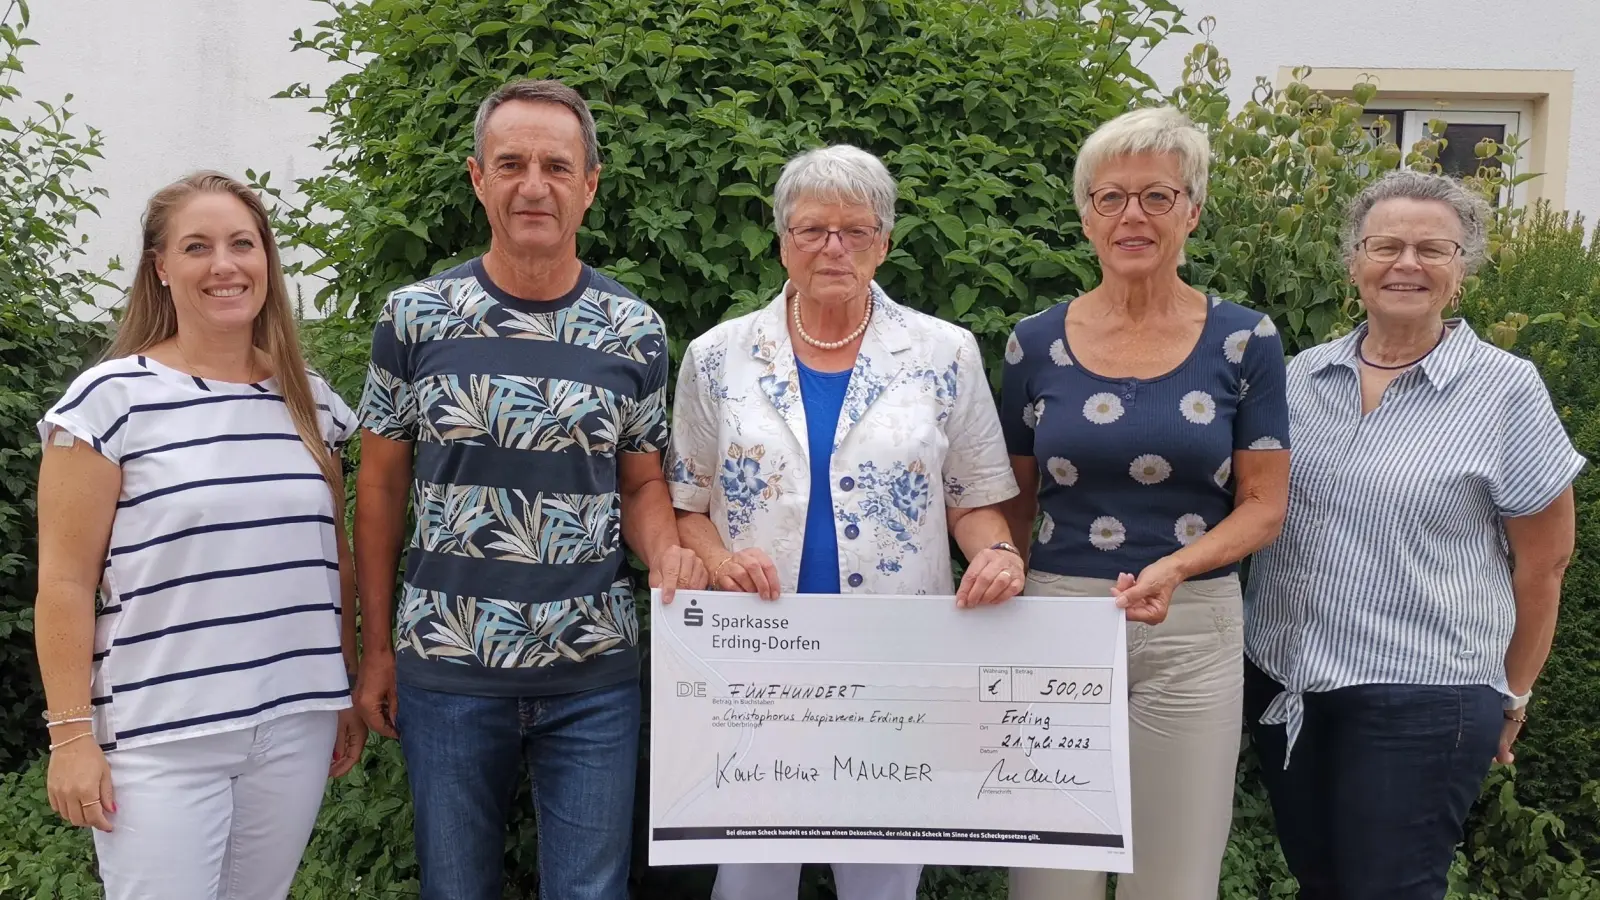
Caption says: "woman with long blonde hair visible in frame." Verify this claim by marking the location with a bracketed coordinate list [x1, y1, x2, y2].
[34, 171, 366, 899]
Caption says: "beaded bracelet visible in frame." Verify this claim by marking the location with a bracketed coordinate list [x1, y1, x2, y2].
[48, 730, 95, 752]
[43, 704, 93, 722]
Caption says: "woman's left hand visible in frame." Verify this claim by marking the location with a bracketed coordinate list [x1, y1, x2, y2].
[1113, 557, 1186, 625]
[1496, 716, 1524, 765]
[330, 706, 368, 778]
[956, 548, 1026, 608]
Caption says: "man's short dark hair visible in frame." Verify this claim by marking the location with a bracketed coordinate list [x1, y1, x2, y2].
[473, 78, 598, 171]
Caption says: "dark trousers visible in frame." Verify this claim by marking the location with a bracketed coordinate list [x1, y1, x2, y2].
[1244, 658, 1502, 900]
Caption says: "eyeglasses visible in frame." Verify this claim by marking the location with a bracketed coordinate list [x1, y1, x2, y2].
[785, 224, 882, 252]
[1357, 236, 1463, 266]
[1086, 186, 1185, 218]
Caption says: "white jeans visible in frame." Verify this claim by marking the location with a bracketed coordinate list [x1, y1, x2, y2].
[712, 863, 922, 900]
[93, 709, 338, 900]
[1009, 572, 1244, 900]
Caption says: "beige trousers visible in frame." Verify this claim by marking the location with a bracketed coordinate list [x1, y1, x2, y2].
[1008, 571, 1244, 900]
[712, 863, 921, 900]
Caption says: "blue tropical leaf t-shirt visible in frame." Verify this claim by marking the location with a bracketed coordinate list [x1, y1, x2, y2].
[358, 257, 668, 696]
[999, 297, 1289, 581]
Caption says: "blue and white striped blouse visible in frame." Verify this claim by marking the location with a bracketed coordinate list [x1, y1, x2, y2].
[1244, 320, 1586, 760]
[39, 355, 356, 752]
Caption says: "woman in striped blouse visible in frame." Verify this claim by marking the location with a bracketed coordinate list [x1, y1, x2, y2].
[34, 172, 366, 899]
[1244, 170, 1585, 900]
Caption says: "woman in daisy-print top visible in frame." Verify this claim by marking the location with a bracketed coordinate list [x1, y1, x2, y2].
[999, 107, 1290, 900]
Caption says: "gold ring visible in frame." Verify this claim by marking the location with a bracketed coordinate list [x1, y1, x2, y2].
[1000, 570, 1012, 580]
[82, 800, 101, 807]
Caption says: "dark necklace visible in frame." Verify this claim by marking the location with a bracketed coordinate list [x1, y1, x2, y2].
[1357, 325, 1447, 371]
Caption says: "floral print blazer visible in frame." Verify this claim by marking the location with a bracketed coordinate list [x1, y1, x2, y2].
[666, 283, 1018, 596]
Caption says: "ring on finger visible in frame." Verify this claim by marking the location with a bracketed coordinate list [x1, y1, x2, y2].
[82, 799, 101, 807]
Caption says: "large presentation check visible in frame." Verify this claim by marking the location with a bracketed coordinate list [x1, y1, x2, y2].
[648, 590, 1132, 871]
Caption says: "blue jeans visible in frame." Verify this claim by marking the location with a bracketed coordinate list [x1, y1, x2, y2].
[396, 679, 642, 900]
[1244, 658, 1501, 900]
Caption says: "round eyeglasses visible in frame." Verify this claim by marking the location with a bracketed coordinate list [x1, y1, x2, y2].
[1357, 236, 1463, 266]
[1086, 186, 1184, 217]
[785, 224, 883, 252]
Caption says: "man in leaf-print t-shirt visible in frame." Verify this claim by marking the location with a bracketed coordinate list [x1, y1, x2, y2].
[352, 78, 704, 900]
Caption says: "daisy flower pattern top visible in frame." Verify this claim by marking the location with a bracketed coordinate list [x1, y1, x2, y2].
[1000, 297, 1289, 580]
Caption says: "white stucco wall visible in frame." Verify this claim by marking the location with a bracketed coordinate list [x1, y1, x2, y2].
[15, 0, 1597, 319]
[13, 0, 338, 316]
[1139, 0, 1598, 216]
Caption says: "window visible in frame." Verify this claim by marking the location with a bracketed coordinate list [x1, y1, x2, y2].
[1360, 109, 1403, 148]
[1405, 110, 1519, 182]
[1282, 67, 1574, 212]
[1358, 105, 1527, 205]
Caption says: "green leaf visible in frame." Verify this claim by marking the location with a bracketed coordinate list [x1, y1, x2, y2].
[1287, 308, 1306, 334]
[952, 284, 980, 315]
[638, 30, 673, 56]
[739, 223, 771, 259]
[982, 262, 1016, 295]
[891, 215, 924, 241]
[932, 214, 967, 248]
[472, 21, 511, 36]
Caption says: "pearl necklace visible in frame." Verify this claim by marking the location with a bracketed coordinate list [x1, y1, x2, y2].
[792, 292, 873, 350]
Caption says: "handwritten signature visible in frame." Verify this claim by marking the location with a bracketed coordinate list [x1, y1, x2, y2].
[977, 757, 1090, 799]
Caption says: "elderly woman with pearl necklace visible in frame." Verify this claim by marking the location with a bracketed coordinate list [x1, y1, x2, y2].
[664, 144, 1027, 900]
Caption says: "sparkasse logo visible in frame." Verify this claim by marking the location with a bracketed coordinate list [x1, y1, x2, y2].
[684, 598, 704, 627]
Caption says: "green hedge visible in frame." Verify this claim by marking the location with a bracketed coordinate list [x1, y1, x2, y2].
[0, 0, 114, 774]
[264, 0, 1189, 380]
[1457, 205, 1600, 863]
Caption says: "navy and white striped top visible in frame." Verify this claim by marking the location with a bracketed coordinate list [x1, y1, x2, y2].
[39, 355, 356, 752]
[1244, 320, 1586, 761]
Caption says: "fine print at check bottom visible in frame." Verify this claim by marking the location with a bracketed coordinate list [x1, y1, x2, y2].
[647, 589, 1134, 872]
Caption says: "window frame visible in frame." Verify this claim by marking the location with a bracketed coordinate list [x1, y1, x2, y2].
[1406, 107, 1528, 206]
[1277, 67, 1573, 211]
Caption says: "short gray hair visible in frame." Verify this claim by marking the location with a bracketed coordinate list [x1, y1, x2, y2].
[1341, 170, 1491, 274]
[473, 78, 599, 171]
[772, 145, 897, 235]
[1074, 106, 1211, 210]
